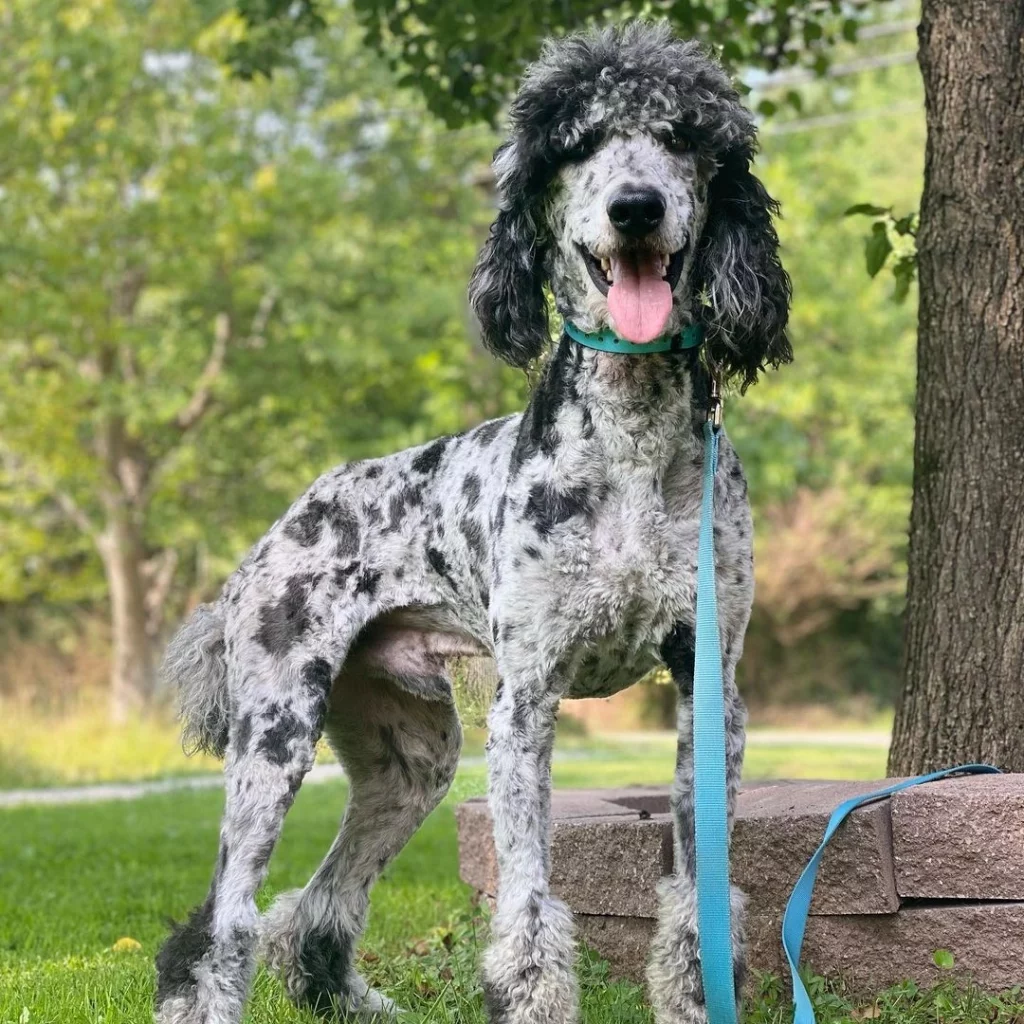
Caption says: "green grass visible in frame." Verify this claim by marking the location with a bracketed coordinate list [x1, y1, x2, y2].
[0, 705, 222, 790]
[0, 697, 891, 791]
[2, 758, 1021, 1023]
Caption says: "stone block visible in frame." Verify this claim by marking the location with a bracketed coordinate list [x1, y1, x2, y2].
[733, 781, 899, 916]
[892, 774, 1024, 900]
[748, 902, 1024, 996]
[455, 800, 500, 897]
[456, 790, 672, 917]
[459, 783, 901, 919]
[576, 914, 655, 985]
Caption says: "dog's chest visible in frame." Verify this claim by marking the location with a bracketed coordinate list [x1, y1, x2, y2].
[500, 463, 704, 694]
[585, 477, 697, 609]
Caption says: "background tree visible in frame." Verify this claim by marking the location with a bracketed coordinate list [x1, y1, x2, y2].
[0, 0, 512, 718]
[349, 0, 1023, 771]
[887, 0, 1023, 774]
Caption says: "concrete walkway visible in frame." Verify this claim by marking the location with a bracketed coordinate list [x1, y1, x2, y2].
[0, 763, 346, 809]
[0, 731, 889, 809]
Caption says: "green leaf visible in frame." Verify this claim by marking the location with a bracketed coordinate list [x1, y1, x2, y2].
[757, 99, 778, 117]
[865, 222, 892, 277]
[933, 949, 955, 970]
[893, 213, 917, 236]
[844, 203, 890, 218]
[892, 255, 917, 304]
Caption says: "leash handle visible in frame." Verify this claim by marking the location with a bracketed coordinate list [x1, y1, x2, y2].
[782, 763, 1003, 1024]
[693, 418, 738, 1024]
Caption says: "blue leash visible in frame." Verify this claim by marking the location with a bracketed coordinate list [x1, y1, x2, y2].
[563, 324, 1002, 1024]
[691, 412, 1002, 1024]
[780, 762, 1001, 1024]
[693, 416, 739, 1024]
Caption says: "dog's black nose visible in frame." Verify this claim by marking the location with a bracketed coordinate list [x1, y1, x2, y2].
[608, 188, 666, 237]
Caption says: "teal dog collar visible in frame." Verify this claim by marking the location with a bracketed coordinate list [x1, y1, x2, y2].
[564, 319, 703, 354]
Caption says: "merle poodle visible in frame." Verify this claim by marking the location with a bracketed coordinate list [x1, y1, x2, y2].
[155, 21, 791, 1024]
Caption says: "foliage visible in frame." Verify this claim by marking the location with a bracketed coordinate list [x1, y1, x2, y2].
[0, 0, 519, 643]
[1, 773, 1020, 1021]
[225, 0, 900, 127]
[0, 0, 927, 708]
[845, 205, 919, 302]
[726, 47, 923, 703]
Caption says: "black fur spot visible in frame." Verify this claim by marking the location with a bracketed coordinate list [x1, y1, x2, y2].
[355, 568, 382, 597]
[365, 465, 382, 479]
[333, 562, 359, 588]
[297, 927, 353, 1013]
[462, 473, 482, 508]
[661, 622, 696, 696]
[426, 547, 457, 589]
[524, 482, 591, 537]
[473, 415, 512, 447]
[301, 658, 332, 696]
[234, 714, 253, 755]
[155, 896, 215, 1005]
[512, 336, 580, 475]
[285, 498, 360, 554]
[581, 405, 594, 439]
[460, 517, 486, 563]
[411, 436, 451, 475]
[523, 544, 542, 560]
[301, 659, 333, 729]
[255, 574, 318, 655]
[384, 491, 407, 533]
[257, 704, 309, 767]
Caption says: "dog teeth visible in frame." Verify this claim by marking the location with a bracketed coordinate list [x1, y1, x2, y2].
[600, 256, 613, 283]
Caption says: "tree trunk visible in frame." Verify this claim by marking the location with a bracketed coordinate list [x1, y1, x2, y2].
[100, 508, 156, 722]
[889, 0, 1024, 774]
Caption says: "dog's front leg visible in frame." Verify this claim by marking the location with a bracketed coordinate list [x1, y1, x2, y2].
[647, 623, 747, 1024]
[481, 675, 578, 1024]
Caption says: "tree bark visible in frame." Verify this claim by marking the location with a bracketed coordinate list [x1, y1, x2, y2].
[100, 507, 156, 722]
[889, 0, 1024, 774]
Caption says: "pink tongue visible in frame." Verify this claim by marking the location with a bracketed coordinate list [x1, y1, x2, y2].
[607, 253, 672, 343]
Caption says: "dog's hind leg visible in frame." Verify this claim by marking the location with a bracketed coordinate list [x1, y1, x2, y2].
[647, 625, 747, 1024]
[480, 673, 578, 1024]
[260, 666, 462, 1017]
[155, 644, 337, 1024]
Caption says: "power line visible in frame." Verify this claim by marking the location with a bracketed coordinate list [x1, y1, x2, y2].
[753, 51, 918, 90]
[761, 102, 920, 136]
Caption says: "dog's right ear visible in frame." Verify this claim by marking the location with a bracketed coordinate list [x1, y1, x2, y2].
[468, 145, 550, 368]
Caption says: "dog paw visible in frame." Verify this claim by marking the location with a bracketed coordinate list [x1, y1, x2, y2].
[481, 895, 579, 1024]
[646, 878, 746, 1024]
[344, 973, 402, 1019]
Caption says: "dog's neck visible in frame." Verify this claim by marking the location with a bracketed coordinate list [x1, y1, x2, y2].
[515, 334, 705, 475]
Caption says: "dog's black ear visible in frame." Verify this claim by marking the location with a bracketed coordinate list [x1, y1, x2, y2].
[695, 149, 792, 390]
[468, 145, 550, 368]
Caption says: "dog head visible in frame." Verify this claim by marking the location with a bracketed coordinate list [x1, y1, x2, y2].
[469, 22, 792, 388]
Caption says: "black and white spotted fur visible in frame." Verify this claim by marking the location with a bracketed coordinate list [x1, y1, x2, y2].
[154, 22, 791, 1024]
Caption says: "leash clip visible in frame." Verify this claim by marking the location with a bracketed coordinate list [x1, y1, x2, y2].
[707, 376, 723, 431]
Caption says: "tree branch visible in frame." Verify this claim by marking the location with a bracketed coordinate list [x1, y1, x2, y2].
[141, 289, 278, 504]
[175, 311, 232, 432]
[143, 547, 179, 638]
[173, 288, 278, 431]
[0, 445, 101, 539]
